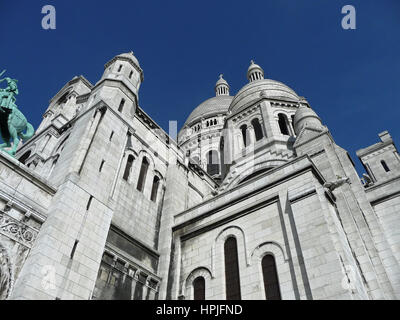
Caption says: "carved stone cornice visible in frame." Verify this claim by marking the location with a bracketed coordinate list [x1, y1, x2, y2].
[0, 211, 39, 248]
[0, 153, 57, 196]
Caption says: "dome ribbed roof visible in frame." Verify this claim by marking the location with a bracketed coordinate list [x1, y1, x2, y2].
[117, 51, 140, 67]
[216, 74, 229, 87]
[293, 104, 323, 135]
[104, 51, 144, 81]
[229, 79, 299, 114]
[184, 95, 233, 126]
[247, 60, 264, 80]
[293, 105, 320, 124]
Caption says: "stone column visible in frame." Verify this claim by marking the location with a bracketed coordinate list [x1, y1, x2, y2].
[157, 162, 188, 299]
[72, 106, 105, 174]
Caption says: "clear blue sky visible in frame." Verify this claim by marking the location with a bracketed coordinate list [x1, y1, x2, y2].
[1, 0, 399, 174]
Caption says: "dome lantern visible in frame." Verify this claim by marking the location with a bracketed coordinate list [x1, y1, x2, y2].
[247, 60, 264, 83]
[215, 74, 230, 96]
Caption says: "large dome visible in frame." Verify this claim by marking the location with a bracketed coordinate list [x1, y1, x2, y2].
[229, 79, 299, 114]
[183, 95, 233, 127]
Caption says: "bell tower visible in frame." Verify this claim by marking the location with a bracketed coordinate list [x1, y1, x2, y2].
[92, 52, 144, 117]
[101, 51, 144, 93]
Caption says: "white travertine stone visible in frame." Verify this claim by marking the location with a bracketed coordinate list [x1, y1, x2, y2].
[0, 55, 398, 301]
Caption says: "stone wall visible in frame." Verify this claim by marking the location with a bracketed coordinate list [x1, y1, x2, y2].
[170, 156, 369, 300]
[0, 152, 55, 300]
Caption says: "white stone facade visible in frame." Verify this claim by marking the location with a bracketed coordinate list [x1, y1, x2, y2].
[0, 53, 399, 300]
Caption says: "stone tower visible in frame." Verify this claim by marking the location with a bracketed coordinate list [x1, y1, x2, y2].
[0, 53, 399, 301]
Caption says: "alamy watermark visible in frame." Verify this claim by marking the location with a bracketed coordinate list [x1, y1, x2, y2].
[41, 265, 56, 291]
[40, 5, 356, 31]
[341, 5, 356, 30]
[41, 5, 56, 30]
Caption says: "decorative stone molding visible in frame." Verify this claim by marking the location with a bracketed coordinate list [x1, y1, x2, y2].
[104, 245, 161, 283]
[212, 225, 250, 276]
[182, 266, 212, 299]
[232, 105, 259, 123]
[288, 186, 317, 203]
[0, 211, 39, 248]
[270, 101, 299, 108]
[359, 145, 395, 160]
[250, 241, 289, 263]
[0, 155, 57, 197]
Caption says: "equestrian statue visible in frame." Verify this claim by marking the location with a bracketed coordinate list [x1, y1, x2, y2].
[0, 70, 34, 157]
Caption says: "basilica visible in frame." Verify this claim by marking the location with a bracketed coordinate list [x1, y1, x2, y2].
[0, 52, 399, 300]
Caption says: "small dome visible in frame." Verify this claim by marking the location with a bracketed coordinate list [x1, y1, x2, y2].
[215, 74, 230, 96]
[183, 95, 233, 127]
[247, 60, 263, 74]
[293, 104, 323, 135]
[247, 60, 264, 82]
[117, 51, 140, 68]
[216, 74, 228, 87]
[229, 78, 299, 114]
[104, 51, 143, 82]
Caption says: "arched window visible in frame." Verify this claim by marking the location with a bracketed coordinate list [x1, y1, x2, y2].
[150, 176, 160, 202]
[137, 157, 149, 192]
[129, 70, 133, 79]
[123, 155, 134, 181]
[240, 124, 249, 147]
[214, 119, 217, 125]
[207, 150, 220, 176]
[291, 115, 295, 134]
[224, 237, 241, 300]
[278, 114, 290, 136]
[262, 255, 281, 300]
[193, 276, 206, 300]
[251, 118, 264, 141]
[381, 160, 390, 172]
[19, 151, 31, 165]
